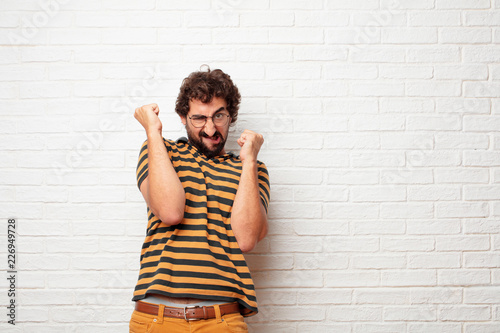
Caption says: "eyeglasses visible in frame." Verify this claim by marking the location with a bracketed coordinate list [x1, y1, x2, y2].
[188, 113, 230, 128]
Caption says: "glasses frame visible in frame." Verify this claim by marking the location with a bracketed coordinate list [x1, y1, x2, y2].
[188, 113, 231, 128]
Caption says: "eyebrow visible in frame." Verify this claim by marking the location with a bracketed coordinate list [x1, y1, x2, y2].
[192, 106, 227, 117]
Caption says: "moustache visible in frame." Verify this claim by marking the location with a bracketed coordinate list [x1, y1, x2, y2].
[201, 131, 222, 139]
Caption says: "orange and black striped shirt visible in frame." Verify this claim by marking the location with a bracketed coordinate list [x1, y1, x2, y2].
[133, 138, 270, 316]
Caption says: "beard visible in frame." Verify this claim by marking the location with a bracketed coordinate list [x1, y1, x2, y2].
[185, 124, 227, 159]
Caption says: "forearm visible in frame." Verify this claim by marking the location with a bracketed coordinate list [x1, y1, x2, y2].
[145, 131, 185, 225]
[231, 160, 268, 253]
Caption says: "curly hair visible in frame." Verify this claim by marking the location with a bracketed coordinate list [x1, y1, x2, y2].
[175, 67, 241, 124]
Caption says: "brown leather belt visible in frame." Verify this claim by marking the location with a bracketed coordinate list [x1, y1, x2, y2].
[135, 300, 240, 321]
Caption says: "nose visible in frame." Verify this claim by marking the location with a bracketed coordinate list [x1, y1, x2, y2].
[203, 118, 216, 137]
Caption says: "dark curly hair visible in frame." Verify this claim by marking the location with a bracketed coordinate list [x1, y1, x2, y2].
[175, 67, 241, 124]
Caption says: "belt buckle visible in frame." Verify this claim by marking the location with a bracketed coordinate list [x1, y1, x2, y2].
[183, 305, 201, 321]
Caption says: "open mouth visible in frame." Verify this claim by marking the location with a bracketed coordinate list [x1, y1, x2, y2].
[203, 135, 221, 145]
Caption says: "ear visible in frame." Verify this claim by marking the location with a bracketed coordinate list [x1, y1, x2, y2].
[180, 115, 187, 126]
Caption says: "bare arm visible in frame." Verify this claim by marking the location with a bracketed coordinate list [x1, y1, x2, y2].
[230, 130, 268, 253]
[134, 104, 185, 225]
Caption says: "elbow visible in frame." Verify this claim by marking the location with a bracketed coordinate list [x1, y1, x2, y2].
[239, 239, 257, 253]
[153, 207, 185, 226]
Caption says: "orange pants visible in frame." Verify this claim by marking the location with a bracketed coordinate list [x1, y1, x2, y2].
[129, 303, 248, 333]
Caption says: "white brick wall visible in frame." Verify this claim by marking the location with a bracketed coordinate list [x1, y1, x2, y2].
[1, 0, 499, 332]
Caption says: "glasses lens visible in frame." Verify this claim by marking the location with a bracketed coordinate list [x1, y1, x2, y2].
[214, 114, 228, 126]
[191, 116, 205, 127]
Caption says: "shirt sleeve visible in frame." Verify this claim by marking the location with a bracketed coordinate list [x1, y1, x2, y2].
[136, 138, 174, 190]
[136, 140, 149, 190]
[257, 161, 270, 214]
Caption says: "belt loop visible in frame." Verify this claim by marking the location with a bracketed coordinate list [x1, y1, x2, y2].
[213, 304, 222, 323]
[157, 304, 165, 324]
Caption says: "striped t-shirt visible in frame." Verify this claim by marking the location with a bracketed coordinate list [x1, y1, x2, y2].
[132, 138, 270, 316]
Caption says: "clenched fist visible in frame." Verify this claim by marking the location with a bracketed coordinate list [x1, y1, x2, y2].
[134, 103, 162, 134]
[237, 130, 264, 163]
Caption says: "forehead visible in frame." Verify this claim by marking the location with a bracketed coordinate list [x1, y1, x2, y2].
[188, 97, 227, 115]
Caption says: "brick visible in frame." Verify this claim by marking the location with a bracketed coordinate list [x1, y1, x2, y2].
[271, 0, 323, 9]
[270, 28, 324, 44]
[324, 236, 379, 253]
[326, 0, 379, 10]
[350, 82, 405, 97]
[294, 253, 348, 270]
[464, 151, 500, 166]
[351, 152, 405, 167]
[463, 46, 500, 62]
[381, 270, 436, 286]
[381, 203, 433, 219]
[464, 324, 500, 333]
[354, 289, 409, 304]
[325, 203, 379, 219]
[214, 28, 269, 44]
[298, 289, 351, 304]
[351, 46, 406, 63]
[437, 202, 489, 218]
[380, 65, 433, 79]
[384, 306, 436, 321]
[464, 82, 500, 97]
[464, 185, 500, 200]
[408, 185, 461, 201]
[351, 185, 406, 202]
[380, 168, 433, 184]
[407, 81, 461, 97]
[434, 64, 488, 80]
[435, 133, 489, 149]
[241, 12, 294, 27]
[440, 28, 492, 43]
[352, 221, 405, 236]
[328, 169, 379, 185]
[381, 237, 434, 251]
[464, 218, 500, 234]
[380, 134, 432, 150]
[439, 305, 491, 321]
[327, 306, 382, 321]
[326, 27, 380, 44]
[270, 236, 323, 253]
[238, 46, 293, 63]
[465, 12, 500, 26]
[297, 11, 349, 27]
[436, 235, 490, 251]
[408, 220, 461, 235]
[156, 0, 210, 10]
[464, 253, 500, 268]
[352, 255, 406, 269]
[294, 46, 347, 61]
[267, 63, 321, 80]
[269, 202, 322, 219]
[325, 270, 380, 287]
[185, 11, 238, 27]
[437, 98, 490, 114]
[435, 168, 489, 184]
[47, 272, 100, 288]
[294, 80, 348, 97]
[438, 269, 491, 286]
[294, 186, 348, 202]
[436, 0, 491, 9]
[352, 12, 407, 27]
[355, 323, 407, 333]
[409, 253, 461, 269]
[325, 134, 380, 149]
[382, 28, 437, 44]
[380, 98, 434, 113]
[410, 287, 462, 304]
[409, 11, 461, 26]
[407, 46, 461, 63]
[252, 271, 323, 288]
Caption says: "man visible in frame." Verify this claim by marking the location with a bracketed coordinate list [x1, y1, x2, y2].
[129, 68, 270, 332]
